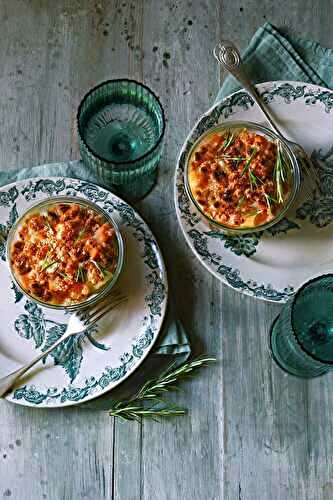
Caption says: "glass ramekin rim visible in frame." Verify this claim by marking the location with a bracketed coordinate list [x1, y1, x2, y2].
[77, 78, 166, 166]
[184, 120, 301, 234]
[6, 195, 124, 311]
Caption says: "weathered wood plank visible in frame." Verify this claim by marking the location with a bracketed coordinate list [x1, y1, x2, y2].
[133, 1, 223, 499]
[110, 2, 144, 499]
[0, 2, 117, 500]
[217, 2, 333, 500]
[0, 404, 115, 499]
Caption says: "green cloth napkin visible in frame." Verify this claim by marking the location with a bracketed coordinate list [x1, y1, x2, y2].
[216, 22, 333, 103]
[0, 162, 191, 409]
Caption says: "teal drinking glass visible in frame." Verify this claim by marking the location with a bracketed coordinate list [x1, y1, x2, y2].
[270, 274, 333, 378]
[77, 79, 165, 201]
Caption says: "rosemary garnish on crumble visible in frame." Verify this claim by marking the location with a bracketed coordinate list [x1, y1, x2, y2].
[263, 192, 278, 212]
[75, 227, 86, 243]
[40, 249, 57, 272]
[41, 260, 58, 272]
[249, 168, 263, 190]
[44, 218, 53, 233]
[241, 147, 258, 177]
[75, 263, 86, 283]
[274, 140, 288, 203]
[244, 208, 262, 217]
[237, 196, 245, 208]
[90, 259, 108, 278]
[58, 271, 71, 280]
[220, 155, 247, 161]
[221, 130, 236, 151]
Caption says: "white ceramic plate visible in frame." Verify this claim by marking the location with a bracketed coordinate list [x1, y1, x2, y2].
[175, 81, 333, 302]
[0, 177, 168, 407]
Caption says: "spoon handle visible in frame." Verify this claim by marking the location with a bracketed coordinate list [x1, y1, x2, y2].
[214, 40, 321, 196]
[213, 41, 286, 139]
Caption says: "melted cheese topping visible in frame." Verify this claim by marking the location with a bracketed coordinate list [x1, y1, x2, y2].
[188, 129, 291, 229]
[10, 203, 118, 306]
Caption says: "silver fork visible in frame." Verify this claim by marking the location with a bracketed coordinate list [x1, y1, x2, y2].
[0, 292, 127, 397]
[213, 40, 320, 199]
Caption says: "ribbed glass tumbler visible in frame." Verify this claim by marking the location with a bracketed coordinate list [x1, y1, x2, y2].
[77, 79, 165, 201]
[270, 274, 333, 378]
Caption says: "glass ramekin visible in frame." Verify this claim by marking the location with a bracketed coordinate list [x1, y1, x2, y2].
[184, 121, 301, 235]
[6, 196, 124, 311]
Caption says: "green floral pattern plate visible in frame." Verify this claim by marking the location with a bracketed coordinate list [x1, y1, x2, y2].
[175, 81, 333, 303]
[0, 177, 168, 407]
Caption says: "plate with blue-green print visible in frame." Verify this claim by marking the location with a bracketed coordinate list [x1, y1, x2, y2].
[175, 81, 333, 303]
[0, 177, 168, 407]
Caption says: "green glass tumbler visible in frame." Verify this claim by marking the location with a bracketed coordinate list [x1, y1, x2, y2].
[77, 79, 165, 201]
[270, 274, 333, 378]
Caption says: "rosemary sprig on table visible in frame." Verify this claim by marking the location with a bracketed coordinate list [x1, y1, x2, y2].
[109, 355, 216, 422]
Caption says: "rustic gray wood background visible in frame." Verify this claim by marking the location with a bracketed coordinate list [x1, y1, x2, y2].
[0, 1, 333, 499]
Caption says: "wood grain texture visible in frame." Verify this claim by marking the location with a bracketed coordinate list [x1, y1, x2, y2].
[1, 0, 333, 499]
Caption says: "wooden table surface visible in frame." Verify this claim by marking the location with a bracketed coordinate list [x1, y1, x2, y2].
[1, 1, 333, 499]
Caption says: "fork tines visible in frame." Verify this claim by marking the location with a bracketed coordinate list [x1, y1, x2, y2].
[81, 291, 127, 327]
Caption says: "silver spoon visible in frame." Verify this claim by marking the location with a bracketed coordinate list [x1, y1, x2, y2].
[213, 40, 320, 198]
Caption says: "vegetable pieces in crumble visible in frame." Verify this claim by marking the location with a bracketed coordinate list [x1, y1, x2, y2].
[188, 128, 292, 228]
[10, 203, 118, 305]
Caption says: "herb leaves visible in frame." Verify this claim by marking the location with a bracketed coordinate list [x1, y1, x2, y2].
[109, 355, 216, 422]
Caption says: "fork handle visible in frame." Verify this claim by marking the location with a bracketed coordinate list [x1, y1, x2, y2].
[0, 329, 77, 398]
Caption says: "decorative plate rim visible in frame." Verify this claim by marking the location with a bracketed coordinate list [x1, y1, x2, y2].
[174, 80, 333, 303]
[0, 176, 168, 408]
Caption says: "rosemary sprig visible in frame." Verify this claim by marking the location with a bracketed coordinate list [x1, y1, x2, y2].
[75, 264, 86, 283]
[248, 169, 263, 190]
[41, 260, 58, 272]
[265, 192, 277, 203]
[75, 227, 86, 243]
[236, 196, 245, 209]
[39, 248, 51, 268]
[263, 192, 271, 212]
[263, 192, 277, 212]
[274, 141, 288, 203]
[109, 355, 216, 422]
[44, 218, 53, 233]
[90, 259, 108, 278]
[58, 271, 71, 280]
[220, 130, 236, 151]
[109, 404, 186, 422]
[245, 208, 262, 217]
[219, 155, 246, 161]
[241, 147, 258, 177]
